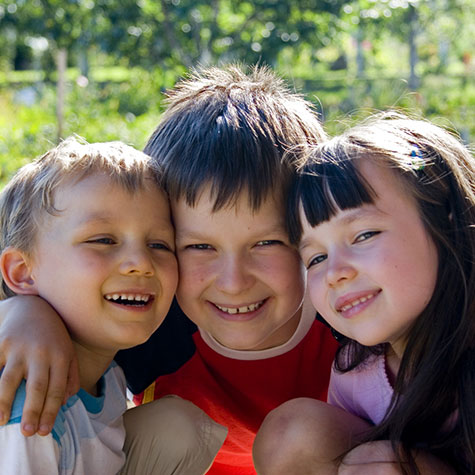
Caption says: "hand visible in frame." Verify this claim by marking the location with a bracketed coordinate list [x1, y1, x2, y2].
[338, 440, 456, 475]
[0, 296, 79, 436]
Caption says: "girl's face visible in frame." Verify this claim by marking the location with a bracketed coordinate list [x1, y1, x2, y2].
[299, 160, 439, 358]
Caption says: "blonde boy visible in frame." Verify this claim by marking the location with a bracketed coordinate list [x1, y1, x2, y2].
[0, 138, 177, 474]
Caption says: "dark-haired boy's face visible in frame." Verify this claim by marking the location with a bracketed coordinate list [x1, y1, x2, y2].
[172, 187, 305, 350]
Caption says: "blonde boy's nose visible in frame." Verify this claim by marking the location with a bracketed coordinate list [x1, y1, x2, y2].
[120, 247, 155, 276]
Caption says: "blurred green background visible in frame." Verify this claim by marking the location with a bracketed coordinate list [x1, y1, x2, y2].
[0, 0, 473, 186]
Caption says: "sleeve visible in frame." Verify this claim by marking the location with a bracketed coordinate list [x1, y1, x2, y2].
[327, 363, 358, 416]
[0, 426, 59, 475]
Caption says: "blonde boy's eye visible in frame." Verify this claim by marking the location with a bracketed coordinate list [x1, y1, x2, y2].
[149, 242, 172, 251]
[85, 237, 116, 245]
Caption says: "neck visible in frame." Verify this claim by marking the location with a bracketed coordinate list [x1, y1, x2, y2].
[385, 345, 401, 386]
[72, 342, 115, 396]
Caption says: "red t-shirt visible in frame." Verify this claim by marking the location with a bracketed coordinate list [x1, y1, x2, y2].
[133, 309, 338, 474]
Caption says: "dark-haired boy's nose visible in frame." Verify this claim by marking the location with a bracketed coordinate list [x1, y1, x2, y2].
[215, 254, 254, 294]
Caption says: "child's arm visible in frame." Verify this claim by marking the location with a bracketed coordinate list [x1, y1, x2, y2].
[338, 440, 456, 474]
[0, 296, 79, 436]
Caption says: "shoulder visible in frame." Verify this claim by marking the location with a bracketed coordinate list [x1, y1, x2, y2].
[329, 353, 392, 424]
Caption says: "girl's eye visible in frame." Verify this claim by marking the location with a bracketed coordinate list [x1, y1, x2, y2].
[187, 243, 213, 250]
[256, 240, 283, 247]
[86, 237, 115, 245]
[354, 231, 380, 243]
[307, 254, 327, 269]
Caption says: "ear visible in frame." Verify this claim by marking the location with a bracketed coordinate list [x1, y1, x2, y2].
[0, 247, 38, 295]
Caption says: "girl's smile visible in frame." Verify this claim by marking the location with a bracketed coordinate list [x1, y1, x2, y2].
[334, 289, 381, 318]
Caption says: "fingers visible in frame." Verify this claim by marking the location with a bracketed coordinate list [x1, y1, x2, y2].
[339, 442, 402, 475]
[338, 462, 402, 475]
[21, 357, 57, 436]
[63, 354, 80, 404]
[0, 295, 76, 436]
[35, 356, 80, 436]
[0, 357, 25, 426]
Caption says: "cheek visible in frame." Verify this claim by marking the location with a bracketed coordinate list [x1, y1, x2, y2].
[157, 258, 179, 295]
[307, 273, 326, 311]
[176, 256, 210, 296]
[259, 250, 304, 289]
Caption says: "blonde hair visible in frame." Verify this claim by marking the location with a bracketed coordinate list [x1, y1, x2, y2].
[0, 136, 159, 299]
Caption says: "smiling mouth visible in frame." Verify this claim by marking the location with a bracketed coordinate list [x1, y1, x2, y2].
[214, 300, 265, 315]
[337, 291, 379, 313]
[104, 293, 154, 307]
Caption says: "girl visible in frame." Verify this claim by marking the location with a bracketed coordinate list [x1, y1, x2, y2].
[256, 113, 474, 474]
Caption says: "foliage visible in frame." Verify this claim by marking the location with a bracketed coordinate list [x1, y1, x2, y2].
[1, 66, 473, 188]
[0, 0, 473, 187]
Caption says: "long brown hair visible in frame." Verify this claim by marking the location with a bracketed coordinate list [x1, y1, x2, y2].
[287, 112, 475, 473]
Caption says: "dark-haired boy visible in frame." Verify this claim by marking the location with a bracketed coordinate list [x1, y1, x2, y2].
[0, 65, 338, 474]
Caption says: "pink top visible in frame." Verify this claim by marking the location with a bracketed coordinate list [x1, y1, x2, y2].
[328, 353, 393, 424]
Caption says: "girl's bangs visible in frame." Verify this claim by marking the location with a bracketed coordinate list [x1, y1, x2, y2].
[300, 155, 375, 227]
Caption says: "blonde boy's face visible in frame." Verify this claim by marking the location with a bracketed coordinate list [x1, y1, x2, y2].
[173, 187, 305, 350]
[30, 172, 178, 357]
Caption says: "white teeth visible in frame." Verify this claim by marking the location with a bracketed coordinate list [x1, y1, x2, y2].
[215, 301, 264, 314]
[105, 293, 151, 303]
[339, 293, 374, 312]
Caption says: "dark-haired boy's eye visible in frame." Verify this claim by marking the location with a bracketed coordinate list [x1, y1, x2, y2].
[187, 243, 213, 250]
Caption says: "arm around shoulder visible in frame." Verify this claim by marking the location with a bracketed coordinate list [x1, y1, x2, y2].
[0, 295, 79, 436]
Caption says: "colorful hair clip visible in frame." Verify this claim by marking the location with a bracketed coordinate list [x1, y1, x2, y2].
[409, 146, 425, 171]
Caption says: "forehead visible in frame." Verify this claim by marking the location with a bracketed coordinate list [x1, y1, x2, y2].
[49, 172, 169, 220]
[300, 159, 416, 234]
[171, 186, 286, 234]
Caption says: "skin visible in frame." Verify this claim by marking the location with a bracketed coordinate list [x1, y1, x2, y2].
[299, 160, 439, 361]
[254, 398, 371, 475]
[172, 186, 306, 351]
[0, 183, 308, 434]
[253, 160, 447, 474]
[0, 173, 178, 430]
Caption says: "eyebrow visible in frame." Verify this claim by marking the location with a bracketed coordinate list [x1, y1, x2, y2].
[299, 206, 384, 252]
[175, 223, 286, 241]
[75, 213, 115, 228]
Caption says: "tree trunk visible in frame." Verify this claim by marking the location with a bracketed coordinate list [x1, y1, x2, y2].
[408, 6, 419, 90]
[56, 47, 67, 142]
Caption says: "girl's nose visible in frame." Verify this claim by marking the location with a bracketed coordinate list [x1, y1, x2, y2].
[325, 253, 357, 288]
